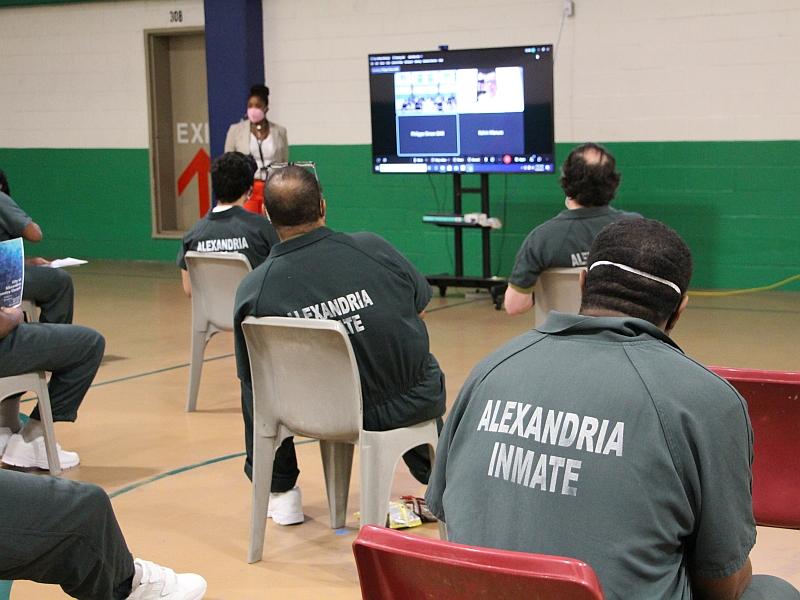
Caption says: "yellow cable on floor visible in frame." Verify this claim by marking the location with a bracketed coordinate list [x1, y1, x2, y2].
[689, 274, 800, 297]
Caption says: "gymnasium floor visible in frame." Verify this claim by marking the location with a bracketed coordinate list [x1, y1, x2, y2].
[9, 261, 800, 599]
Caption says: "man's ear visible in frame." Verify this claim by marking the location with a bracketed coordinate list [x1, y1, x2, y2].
[320, 196, 327, 220]
[665, 294, 689, 334]
[579, 269, 587, 293]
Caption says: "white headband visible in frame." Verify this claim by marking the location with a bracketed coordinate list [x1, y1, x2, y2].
[589, 261, 682, 295]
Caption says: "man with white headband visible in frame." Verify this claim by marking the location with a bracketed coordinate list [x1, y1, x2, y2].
[504, 142, 640, 316]
[427, 219, 799, 600]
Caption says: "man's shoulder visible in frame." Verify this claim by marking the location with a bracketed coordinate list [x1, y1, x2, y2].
[0, 192, 25, 213]
[630, 342, 748, 419]
[468, 329, 550, 385]
[608, 207, 643, 220]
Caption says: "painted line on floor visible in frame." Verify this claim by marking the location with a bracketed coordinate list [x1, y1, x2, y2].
[81, 298, 485, 392]
[108, 439, 319, 500]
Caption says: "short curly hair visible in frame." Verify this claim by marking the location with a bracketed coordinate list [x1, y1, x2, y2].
[581, 219, 693, 325]
[560, 143, 621, 207]
[211, 152, 256, 203]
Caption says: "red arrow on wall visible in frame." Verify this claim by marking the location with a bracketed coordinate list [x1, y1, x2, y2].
[177, 148, 211, 217]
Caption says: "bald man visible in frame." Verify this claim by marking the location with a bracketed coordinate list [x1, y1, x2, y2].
[504, 143, 641, 316]
[233, 166, 445, 525]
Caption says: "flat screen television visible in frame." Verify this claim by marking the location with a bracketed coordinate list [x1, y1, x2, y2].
[368, 45, 554, 175]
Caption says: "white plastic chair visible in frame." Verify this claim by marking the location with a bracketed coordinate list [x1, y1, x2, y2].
[0, 372, 61, 475]
[533, 267, 584, 327]
[184, 251, 252, 412]
[242, 316, 440, 564]
[20, 299, 38, 323]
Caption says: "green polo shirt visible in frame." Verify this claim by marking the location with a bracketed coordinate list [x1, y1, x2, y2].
[176, 205, 279, 270]
[0, 192, 32, 241]
[509, 206, 641, 292]
[234, 226, 445, 429]
[426, 312, 755, 600]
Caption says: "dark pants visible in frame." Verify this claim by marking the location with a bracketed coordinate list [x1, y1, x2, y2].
[0, 323, 104, 422]
[241, 354, 447, 493]
[23, 265, 74, 324]
[742, 575, 800, 599]
[0, 469, 134, 600]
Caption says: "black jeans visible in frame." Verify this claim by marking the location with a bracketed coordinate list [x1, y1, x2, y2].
[23, 265, 74, 324]
[0, 323, 104, 422]
[0, 469, 135, 600]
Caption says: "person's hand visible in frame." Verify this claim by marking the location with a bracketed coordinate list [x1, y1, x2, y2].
[26, 257, 50, 266]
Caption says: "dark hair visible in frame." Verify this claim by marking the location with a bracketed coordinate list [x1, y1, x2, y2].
[211, 152, 255, 203]
[560, 143, 621, 207]
[264, 166, 322, 227]
[0, 169, 9, 196]
[249, 84, 270, 107]
[581, 218, 693, 326]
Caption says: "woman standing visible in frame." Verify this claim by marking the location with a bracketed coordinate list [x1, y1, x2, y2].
[224, 84, 288, 214]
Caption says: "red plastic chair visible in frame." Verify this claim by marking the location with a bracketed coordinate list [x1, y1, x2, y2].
[353, 525, 604, 600]
[709, 367, 800, 529]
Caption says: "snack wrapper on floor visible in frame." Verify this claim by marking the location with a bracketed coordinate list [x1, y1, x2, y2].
[387, 501, 422, 529]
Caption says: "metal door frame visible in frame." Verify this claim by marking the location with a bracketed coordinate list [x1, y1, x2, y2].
[144, 27, 205, 239]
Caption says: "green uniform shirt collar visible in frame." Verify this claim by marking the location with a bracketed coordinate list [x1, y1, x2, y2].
[270, 226, 333, 257]
[537, 311, 683, 351]
[557, 206, 614, 220]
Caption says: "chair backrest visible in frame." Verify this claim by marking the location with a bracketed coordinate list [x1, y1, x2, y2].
[353, 525, 604, 600]
[709, 366, 800, 529]
[185, 251, 252, 331]
[533, 268, 584, 327]
[242, 316, 362, 441]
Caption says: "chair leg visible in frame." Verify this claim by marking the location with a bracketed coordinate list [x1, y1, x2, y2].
[248, 434, 276, 564]
[358, 431, 397, 527]
[185, 329, 208, 412]
[35, 374, 61, 476]
[320, 441, 354, 529]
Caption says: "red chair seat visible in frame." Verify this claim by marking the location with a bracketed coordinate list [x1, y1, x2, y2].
[709, 367, 800, 529]
[353, 525, 604, 599]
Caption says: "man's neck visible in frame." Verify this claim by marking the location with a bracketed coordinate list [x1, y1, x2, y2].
[565, 198, 584, 210]
[275, 220, 325, 242]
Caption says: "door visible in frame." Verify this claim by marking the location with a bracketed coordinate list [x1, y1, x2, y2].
[146, 29, 210, 237]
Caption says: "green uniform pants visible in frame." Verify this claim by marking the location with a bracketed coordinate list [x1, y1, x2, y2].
[0, 323, 104, 422]
[23, 265, 74, 325]
[0, 469, 134, 599]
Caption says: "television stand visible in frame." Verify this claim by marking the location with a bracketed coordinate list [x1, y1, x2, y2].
[425, 173, 507, 310]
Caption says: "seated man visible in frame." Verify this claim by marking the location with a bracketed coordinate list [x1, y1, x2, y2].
[426, 219, 799, 600]
[0, 169, 74, 324]
[504, 143, 639, 316]
[0, 467, 206, 599]
[234, 166, 445, 525]
[0, 306, 103, 469]
[177, 152, 279, 296]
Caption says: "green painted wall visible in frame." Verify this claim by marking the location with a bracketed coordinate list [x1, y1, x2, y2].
[0, 141, 798, 290]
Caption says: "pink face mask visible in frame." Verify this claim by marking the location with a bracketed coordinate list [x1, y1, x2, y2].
[247, 107, 266, 123]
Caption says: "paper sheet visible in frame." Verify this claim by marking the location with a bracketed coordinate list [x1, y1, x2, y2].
[48, 257, 88, 269]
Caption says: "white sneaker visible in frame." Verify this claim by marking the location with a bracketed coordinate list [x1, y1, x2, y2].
[126, 559, 206, 600]
[0, 427, 12, 455]
[268, 486, 304, 525]
[1, 433, 80, 470]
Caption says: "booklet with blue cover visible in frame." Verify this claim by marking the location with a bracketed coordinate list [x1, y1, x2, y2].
[0, 238, 24, 309]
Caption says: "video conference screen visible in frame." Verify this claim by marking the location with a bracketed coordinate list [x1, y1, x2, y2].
[368, 45, 555, 175]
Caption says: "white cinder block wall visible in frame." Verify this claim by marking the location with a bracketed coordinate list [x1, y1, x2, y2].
[1, 0, 798, 149]
[262, 0, 800, 145]
[0, 0, 204, 149]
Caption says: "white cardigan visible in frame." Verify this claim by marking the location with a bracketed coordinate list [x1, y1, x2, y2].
[223, 119, 289, 164]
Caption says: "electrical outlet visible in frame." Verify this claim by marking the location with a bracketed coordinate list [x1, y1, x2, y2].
[563, 0, 574, 17]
